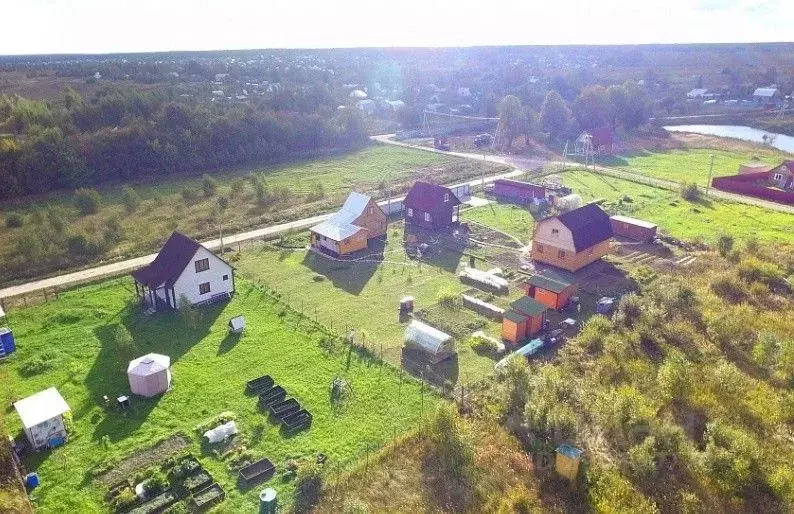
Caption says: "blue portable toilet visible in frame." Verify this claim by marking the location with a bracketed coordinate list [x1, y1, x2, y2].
[25, 472, 40, 489]
[0, 327, 16, 358]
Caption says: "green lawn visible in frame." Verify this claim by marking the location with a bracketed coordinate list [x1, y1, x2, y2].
[562, 169, 794, 245]
[0, 278, 438, 513]
[234, 228, 503, 386]
[0, 144, 507, 287]
[460, 203, 535, 242]
[606, 147, 784, 186]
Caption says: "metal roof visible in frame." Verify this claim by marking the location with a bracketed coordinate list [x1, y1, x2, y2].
[526, 271, 575, 293]
[14, 387, 70, 429]
[309, 192, 375, 242]
[404, 181, 461, 211]
[503, 310, 527, 323]
[510, 296, 548, 317]
[404, 320, 453, 354]
[552, 203, 613, 252]
[753, 87, 778, 97]
[131, 232, 201, 288]
[610, 215, 658, 230]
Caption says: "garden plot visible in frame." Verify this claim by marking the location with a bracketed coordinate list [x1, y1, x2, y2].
[1, 277, 437, 512]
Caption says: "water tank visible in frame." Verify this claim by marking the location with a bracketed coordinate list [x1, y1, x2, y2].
[25, 472, 40, 488]
[259, 488, 277, 514]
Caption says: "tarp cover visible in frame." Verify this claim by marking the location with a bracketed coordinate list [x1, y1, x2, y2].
[204, 420, 238, 443]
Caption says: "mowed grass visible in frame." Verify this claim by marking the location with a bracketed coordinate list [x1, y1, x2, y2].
[0, 144, 507, 286]
[461, 203, 535, 242]
[0, 278, 438, 513]
[608, 147, 784, 185]
[234, 230, 501, 385]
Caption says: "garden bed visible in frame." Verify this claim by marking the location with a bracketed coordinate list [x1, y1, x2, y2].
[126, 489, 182, 514]
[238, 457, 276, 487]
[190, 483, 226, 512]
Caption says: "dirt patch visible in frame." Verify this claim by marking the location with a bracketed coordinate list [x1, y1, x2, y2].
[96, 433, 191, 486]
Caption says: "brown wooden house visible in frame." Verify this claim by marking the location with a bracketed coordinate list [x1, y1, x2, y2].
[531, 203, 613, 272]
[502, 296, 547, 344]
[520, 270, 578, 311]
[403, 181, 461, 231]
[310, 192, 387, 256]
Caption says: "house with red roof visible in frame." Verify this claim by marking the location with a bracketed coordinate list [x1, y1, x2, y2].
[531, 203, 613, 272]
[403, 181, 462, 231]
[131, 232, 234, 311]
[770, 161, 794, 191]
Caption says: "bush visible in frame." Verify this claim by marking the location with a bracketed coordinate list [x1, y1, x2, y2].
[469, 335, 500, 357]
[67, 234, 102, 257]
[122, 186, 141, 213]
[5, 212, 23, 228]
[229, 179, 246, 198]
[626, 436, 658, 480]
[104, 216, 125, 245]
[111, 487, 138, 510]
[614, 293, 643, 329]
[680, 182, 701, 201]
[19, 351, 57, 376]
[202, 174, 217, 197]
[710, 275, 747, 304]
[143, 470, 168, 494]
[74, 187, 101, 215]
[181, 187, 201, 204]
[294, 462, 323, 512]
[717, 234, 734, 257]
[46, 207, 68, 234]
[436, 287, 458, 308]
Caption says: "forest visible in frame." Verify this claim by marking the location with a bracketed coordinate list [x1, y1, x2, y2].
[0, 86, 368, 199]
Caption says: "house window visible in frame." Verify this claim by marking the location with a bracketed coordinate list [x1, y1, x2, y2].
[774, 173, 783, 181]
[424, 212, 431, 222]
[195, 258, 210, 273]
[199, 282, 211, 295]
[551, 228, 559, 238]
[444, 193, 450, 202]
[558, 250, 566, 259]
[222, 274, 229, 281]
[368, 206, 373, 215]
[536, 243, 544, 253]
[407, 208, 413, 217]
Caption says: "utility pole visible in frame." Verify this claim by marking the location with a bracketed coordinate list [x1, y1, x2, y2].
[705, 154, 715, 197]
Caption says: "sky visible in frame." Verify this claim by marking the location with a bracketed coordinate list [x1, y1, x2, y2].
[1, 0, 792, 55]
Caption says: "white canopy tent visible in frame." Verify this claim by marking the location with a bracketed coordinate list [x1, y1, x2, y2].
[127, 353, 171, 397]
[14, 387, 70, 450]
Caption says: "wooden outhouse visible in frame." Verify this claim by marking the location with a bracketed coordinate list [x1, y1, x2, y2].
[502, 297, 547, 344]
[521, 271, 578, 311]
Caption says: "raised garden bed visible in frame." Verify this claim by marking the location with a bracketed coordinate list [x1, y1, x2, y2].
[238, 457, 276, 487]
[190, 483, 225, 512]
[282, 410, 312, 433]
[126, 489, 182, 514]
[176, 455, 201, 476]
[183, 471, 212, 493]
[258, 386, 286, 408]
[245, 374, 273, 394]
[270, 398, 300, 418]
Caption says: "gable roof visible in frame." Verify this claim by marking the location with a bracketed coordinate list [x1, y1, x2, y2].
[132, 232, 204, 288]
[554, 203, 613, 252]
[526, 270, 576, 293]
[310, 192, 377, 242]
[403, 181, 461, 211]
[510, 296, 547, 317]
[753, 87, 778, 97]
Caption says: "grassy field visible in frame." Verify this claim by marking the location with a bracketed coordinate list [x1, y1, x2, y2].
[0, 144, 507, 286]
[234, 228, 506, 386]
[0, 277, 439, 513]
[606, 147, 783, 186]
[562, 169, 794, 245]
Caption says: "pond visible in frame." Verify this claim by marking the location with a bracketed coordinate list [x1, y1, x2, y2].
[663, 124, 794, 154]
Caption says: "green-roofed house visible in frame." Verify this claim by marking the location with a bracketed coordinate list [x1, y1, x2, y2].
[520, 270, 578, 310]
[502, 296, 548, 344]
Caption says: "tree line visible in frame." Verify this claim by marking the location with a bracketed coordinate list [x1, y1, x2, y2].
[496, 80, 651, 148]
[0, 87, 368, 200]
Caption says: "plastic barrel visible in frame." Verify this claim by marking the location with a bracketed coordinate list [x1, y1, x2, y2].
[259, 488, 277, 514]
[25, 472, 40, 488]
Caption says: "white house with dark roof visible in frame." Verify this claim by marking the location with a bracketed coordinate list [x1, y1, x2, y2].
[131, 232, 234, 311]
[310, 192, 387, 256]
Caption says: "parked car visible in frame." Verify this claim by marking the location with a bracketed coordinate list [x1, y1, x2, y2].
[474, 133, 493, 148]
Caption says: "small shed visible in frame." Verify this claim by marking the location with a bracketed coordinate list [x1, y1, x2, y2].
[555, 444, 583, 480]
[492, 179, 546, 204]
[502, 297, 547, 344]
[520, 270, 578, 311]
[14, 387, 71, 451]
[610, 215, 658, 242]
[0, 327, 15, 359]
[127, 353, 171, 398]
[404, 320, 456, 363]
[229, 315, 245, 334]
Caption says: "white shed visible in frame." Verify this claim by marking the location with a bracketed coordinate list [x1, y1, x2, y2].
[14, 387, 70, 451]
[127, 353, 171, 397]
[404, 320, 456, 363]
[229, 315, 245, 334]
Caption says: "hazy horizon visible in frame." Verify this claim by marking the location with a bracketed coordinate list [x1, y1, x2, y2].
[2, 0, 792, 56]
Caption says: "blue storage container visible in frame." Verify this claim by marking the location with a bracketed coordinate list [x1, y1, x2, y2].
[25, 472, 40, 488]
[0, 327, 16, 358]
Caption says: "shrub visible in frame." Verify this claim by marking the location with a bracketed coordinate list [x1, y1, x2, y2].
[5, 212, 23, 228]
[680, 182, 701, 201]
[122, 186, 141, 213]
[19, 351, 57, 376]
[45, 207, 68, 234]
[112, 487, 138, 510]
[469, 335, 500, 357]
[181, 187, 201, 204]
[716, 234, 734, 257]
[67, 234, 102, 257]
[201, 174, 217, 197]
[436, 287, 458, 308]
[330, 376, 353, 407]
[104, 216, 125, 245]
[74, 187, 101, 215]
[294, 462, 324, 512]
[143, 470, 168, 494]
[710, 275, 747, 304]
[306, 182, 325, 201]
[229, 179, 246, 198]
[737, 257, 787, 290]
[614, 293, 643, 329]
[626, 436, 658, 480]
